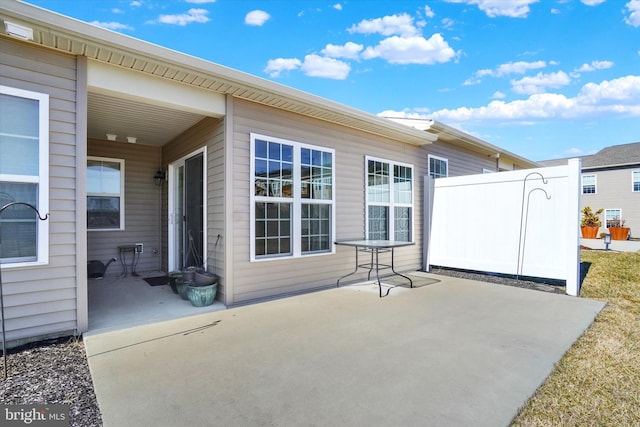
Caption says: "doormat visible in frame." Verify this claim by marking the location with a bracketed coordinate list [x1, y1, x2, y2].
[144, 276, 168, 286]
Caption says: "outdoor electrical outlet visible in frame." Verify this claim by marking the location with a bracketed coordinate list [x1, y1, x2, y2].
[135, 243, 143, 253]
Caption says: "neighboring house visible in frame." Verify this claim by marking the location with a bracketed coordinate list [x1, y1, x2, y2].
[0, 1, 538, 346]
[540, 142, 640, 238]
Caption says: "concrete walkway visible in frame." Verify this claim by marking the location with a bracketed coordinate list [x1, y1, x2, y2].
[84, 275, 605, 427]
[580, 238, 640, 252]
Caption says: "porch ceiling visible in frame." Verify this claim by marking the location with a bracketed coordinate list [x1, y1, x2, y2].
[88, 92, 206, 147]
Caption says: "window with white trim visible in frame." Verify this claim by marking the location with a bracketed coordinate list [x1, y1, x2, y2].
[251, 134, 334, 260]
[87, 157, 125, 230]
[605, 209, 622, 228]
[366, 157, 413, 242]
[633, 170, 640, 192]
[582, 174, 596, 194]
[0, 86, 49, 265]
[428, 154, 448, 178]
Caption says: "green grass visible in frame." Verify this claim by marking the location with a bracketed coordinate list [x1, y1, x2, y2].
[511, 251, 640, 426]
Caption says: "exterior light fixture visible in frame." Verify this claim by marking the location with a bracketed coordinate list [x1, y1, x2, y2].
[126, 136, 137, 144]
[154, 169, 166, 186]
[604, 233, 611, 251]
[106, 134, 117, 141]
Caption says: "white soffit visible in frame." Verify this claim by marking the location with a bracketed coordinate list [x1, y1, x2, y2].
[87, 59, 225, 117]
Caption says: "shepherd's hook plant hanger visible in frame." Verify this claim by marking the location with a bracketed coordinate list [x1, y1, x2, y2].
[0, 202, 49, 379]
[517, 172, 551, 282]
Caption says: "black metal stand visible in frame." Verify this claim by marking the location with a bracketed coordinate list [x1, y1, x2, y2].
[0, 202, 49, 379]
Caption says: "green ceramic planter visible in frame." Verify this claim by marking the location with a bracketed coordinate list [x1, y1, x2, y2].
[168, 271, 182, 294]
[176, 279, 191, 300]
[187, 283, 217, 307]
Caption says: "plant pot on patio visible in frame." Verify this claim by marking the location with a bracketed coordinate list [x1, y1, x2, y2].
[176, 278, 191, 300]
[580, 207, 603, 238]
[187, 283, 218, 307]
[581, 226, 599, 239]
[609, 227, 630, 241]
[168, 271, 182, 294]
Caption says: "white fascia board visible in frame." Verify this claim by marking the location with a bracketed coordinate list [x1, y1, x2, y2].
[87, 60, 225, 116]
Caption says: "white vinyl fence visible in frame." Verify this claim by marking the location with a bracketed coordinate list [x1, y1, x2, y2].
[424, 159, 582, 296]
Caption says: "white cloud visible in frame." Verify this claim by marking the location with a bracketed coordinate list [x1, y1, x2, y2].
[264, 58, 302, 78]
[245, 10, 270, 26]
[424, 5, 435, 18]
[112, 8, 124, 14]
[478, 60, 548, 78]
[441, 18, 455, 29]
[564, 147, 583, 155]
[361, 34, 456, 65]
[511, 71, 571, 95]
[333, 3, 343, 11]
[91, 21, 134, 31]
[492, 91, 506, 99]
[321, 42, 363, 59]
[576, 60, 614, 72]
[185, 0, 216, 3]
[400, 75, 640, 122]
[300, 54, 351, 79]
[443, 0, 540, 18]
[580, 0, 605, 5]
[157, 8, 209, 25]
[625, 0, 640, 27]
[347, 13, 420, 37]
[130, 1, 141, 7]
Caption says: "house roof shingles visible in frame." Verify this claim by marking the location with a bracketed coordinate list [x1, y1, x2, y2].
[539, 142, 640, 169]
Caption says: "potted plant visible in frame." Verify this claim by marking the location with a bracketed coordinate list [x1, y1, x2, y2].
[608, 217, 630, 241]
[580, 206, 603, 238]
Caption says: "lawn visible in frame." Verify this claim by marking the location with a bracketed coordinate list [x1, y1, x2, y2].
[511, 250, 640, 426]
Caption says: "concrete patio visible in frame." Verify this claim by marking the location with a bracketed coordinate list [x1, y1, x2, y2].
[84, 273, 605, 427]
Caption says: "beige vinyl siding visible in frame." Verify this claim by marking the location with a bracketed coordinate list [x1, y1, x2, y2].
[427, 140, 498, 176]
[229, 99, 427, 304]
[87, 139, 162, 274]
[580, 167, 640, 235]
[0, 39, 78, 345]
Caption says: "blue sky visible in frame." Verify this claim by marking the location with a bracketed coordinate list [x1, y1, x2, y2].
[26, 0, 640, 161]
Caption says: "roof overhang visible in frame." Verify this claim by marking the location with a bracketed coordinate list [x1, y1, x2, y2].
[384, 117, 539, 169]
[0, 1, 437, 147]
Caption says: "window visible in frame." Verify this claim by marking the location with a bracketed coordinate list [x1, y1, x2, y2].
[366, 157, 413, 242]
[0, 86, 49, 265]
[251, 134, 334, 260]
[87, 157, 125, 230]
[605, 209, 622, 228]
[428, 155, 448, 178]
[633, 171, 640, 192]
[582, 174, 596, 194]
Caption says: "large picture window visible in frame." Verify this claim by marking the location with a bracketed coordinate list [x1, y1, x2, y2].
[251, 134, 334, 260]
[87, 157, 125, 230]
[0, 86, 49, 265]
[365, 157, 413, 242]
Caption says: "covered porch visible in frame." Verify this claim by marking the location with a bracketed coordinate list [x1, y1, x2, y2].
[86, 272, 225, 335]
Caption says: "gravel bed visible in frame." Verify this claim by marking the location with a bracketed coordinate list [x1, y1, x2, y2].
[0, 269, 562, 427]
[0, 337, 102, 427]
[430, 266, 566, 294]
